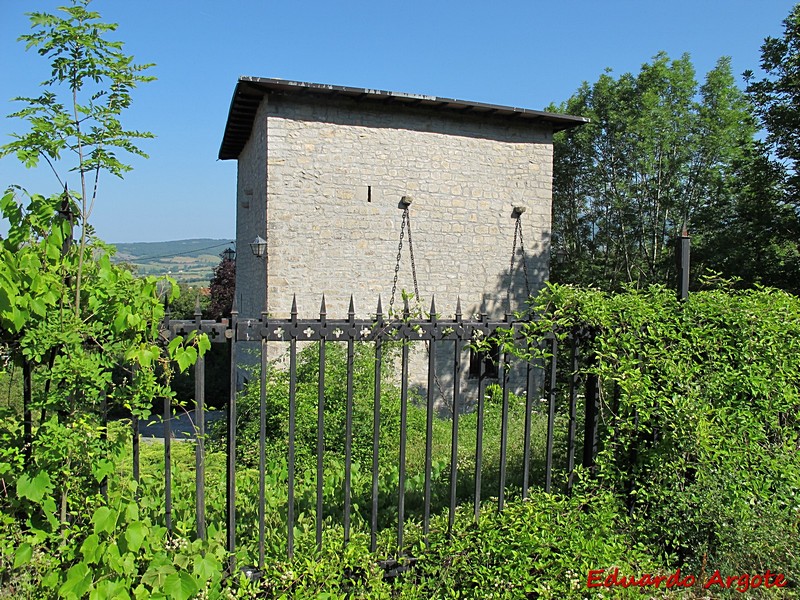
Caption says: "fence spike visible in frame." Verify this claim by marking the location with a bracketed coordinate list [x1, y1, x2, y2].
[291, 294, 298, 321]
[319, 295, 327, 320]
[376, 295, 383, 320]
[403, 295, 410, 318]
[455, 297, 462, 321]
[348, 295, 356, 321]
[194, 296, 202, 317]
[429, 295, 437, 321]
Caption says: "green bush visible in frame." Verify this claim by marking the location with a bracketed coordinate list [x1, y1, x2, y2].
[6, 279, 800, 597]
[398, 485, 661, 599]
[518, 282, 800, 586]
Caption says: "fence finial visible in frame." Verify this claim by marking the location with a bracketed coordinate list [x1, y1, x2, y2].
[319, 295, 327, 320]
[376, 295, 383, 319]
[291, 294, 298, 320]
[403, 295, 410, 319]
[348, 295, 355, 321]
[429, 295, 437, 322]
[455, 297, 462, 321]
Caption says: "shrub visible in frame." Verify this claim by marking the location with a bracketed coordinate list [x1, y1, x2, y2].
[517, 282, 800, 584]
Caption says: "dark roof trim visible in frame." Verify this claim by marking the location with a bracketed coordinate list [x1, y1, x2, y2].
[218, 77, 589, 160]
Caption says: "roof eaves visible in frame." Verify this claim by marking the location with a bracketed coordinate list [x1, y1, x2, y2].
[219, 77, 589, 160]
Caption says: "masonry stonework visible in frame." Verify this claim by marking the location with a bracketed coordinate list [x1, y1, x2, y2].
[238, 94, 554, 322]
[221, 79, 586, 405]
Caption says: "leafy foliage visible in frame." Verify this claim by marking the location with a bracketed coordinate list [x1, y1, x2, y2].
[517, 282, 800, 582]
[746, 3, 800, 205]
[1, 0, 155, 313]
[549, 52, 800, 292]
[0, 3, 212, 596]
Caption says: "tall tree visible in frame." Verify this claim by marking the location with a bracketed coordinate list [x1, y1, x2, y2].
[692, 145, 800, 292]
[725, 3, 800, 292]
[1, 0, 154, 313]
[746, 3, 800, 205]
[0, 1, 206, 523]
[549, 53, 761, 290]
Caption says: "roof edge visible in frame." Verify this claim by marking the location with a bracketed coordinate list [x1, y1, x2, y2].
[219, 77, 589, 160]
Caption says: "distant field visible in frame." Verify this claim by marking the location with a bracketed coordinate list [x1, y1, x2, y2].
[111, 238, 234, 285]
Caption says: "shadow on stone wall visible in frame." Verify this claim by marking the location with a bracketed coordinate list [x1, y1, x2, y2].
[412, 226, 551, 417]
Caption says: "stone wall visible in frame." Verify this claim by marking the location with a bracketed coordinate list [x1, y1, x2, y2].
[235, 93, 553, 323]
[234, 93, 554, 405]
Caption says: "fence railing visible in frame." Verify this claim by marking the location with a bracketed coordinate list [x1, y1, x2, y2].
[143, 295, 601, 573]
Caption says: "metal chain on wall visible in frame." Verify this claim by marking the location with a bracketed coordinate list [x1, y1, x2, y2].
[507, 215, 531, 314]
[389, 207, 420, 315]
[388, 206, 448, 406]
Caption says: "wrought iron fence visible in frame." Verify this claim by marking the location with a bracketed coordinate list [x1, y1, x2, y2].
[140, 294, 602, 573]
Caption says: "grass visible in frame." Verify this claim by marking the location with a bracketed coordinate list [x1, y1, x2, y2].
[114, 390, 558, 568]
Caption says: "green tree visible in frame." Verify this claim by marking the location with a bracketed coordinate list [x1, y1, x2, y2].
[1, 0, 155, 313]
[0, 1, 206, 530]
[549, 53, 764, 290]
[746, 3, 800, 205]
[691, 144, 800, 293]
[168, 283, 209, 320]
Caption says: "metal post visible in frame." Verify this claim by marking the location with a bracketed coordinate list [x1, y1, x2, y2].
[397, 329, 409, 551]
[522, 342, 536, 498]
[474, 310, 488, 520]
[423, 297, 437, 545]
[567, 335, 579, 492]
[371, 298, 383, 553]
[194, 301, 206, 541]
[164, 386, 172, 531]
[316, 297, 327, 551]
[583, 372, 600, 473]
[287, 296, 298, 558]
[22, 361, 32, 467]
[226, 298, 238, 572]
[398, 297, 410, 552]
[676, 229, 690, 301]
[132, 414, 140, 485]
[100, 392, 108, 500]
[343, 296, 354, 548]
[132, 363, 140, 487]
[498, 349, 510, 511]
[545, 337, 557, 493]
[258, 331, 267, 568]
[448, 299, 463, 537]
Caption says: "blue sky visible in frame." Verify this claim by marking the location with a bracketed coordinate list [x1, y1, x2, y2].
[0, 0, 795, 243]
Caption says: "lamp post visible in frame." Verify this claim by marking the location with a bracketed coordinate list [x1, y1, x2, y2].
[675, 229, 690, 301]
[247, 236, 268, 579]
[220, 246, 236, 262]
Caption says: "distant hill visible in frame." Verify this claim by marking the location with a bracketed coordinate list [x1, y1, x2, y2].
[111, 238, 235, 285]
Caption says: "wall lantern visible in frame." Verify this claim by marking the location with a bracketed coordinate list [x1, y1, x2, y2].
[249, 236, 267, 258]
[220, 247, 236, 262]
